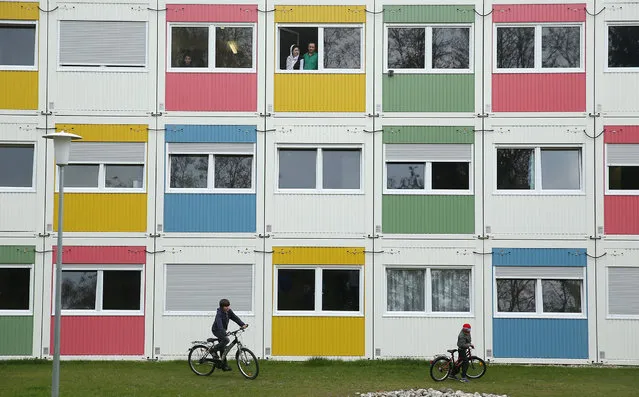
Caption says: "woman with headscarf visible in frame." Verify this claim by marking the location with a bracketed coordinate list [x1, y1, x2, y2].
[286, 44, 303, 70]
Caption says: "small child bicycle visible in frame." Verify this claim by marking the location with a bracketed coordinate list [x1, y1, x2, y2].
[187, 327, 259, 379]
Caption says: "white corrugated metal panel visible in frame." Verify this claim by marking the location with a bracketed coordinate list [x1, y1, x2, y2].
[495, 266, 583, 279]
[272, 124, 368, 144]
[380, 246, 477, 266]
[0, 194, 38, 232]
[607, 144, 639, 165]
[69, 142, 146, 163]
[168, 143, 254, 154]
[608, 267, 639, 316]
[385, 144, 472, 162]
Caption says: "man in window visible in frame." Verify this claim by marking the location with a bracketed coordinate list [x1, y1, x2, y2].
[303, 42, 318, 70]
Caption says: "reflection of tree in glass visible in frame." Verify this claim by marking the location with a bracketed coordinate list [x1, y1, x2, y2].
[432, 269, 470, 312]
[432, 28, 469, 69]
[387, 28, 425, 69]
[387, 165, 425, 189]
[497, 279, 536, 312]
[543, 280, 581, 312]
[215, 155, 252, 189]
[386, 269, 425, 311]
[608, 26, 639, 68]
[324, 28, 361, 69]
[497, 27, 534, 68]
[61, 271, 97, 309]
[542, 27, 580, 68]
[497, 149, 534, 189]
[216, 27, 253, 68]
[171, 155, 208, 189]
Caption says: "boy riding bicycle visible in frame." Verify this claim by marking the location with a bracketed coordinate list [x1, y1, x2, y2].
[211, 298, 248, 371]
[449, 323, 474, 382]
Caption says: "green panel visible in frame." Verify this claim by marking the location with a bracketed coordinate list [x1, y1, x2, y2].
[0, 316, 33, 355]
[383, 126, 474, 144]
[383, 5, 476, 23]
[0, 246, 35, 264]
[382, 195, 474, 234]
[382, 74, 474, 112]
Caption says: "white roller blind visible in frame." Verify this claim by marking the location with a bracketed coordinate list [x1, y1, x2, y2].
[385, 144, 472, 162]
[165, 264, 253, 312]
[495, 266, 584, 279]
[168, 143, 254, 154]
[69, 142, 146, 163]
[607, 144, 639, 166]
[609, 267, 639, 315]
[59, 21, 147, 66]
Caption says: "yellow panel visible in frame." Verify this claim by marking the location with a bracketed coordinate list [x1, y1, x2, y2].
[273, 247, 364, 265]
[55, 124, 148, 142]
[0, 72, 37, 110]
[53, 194, 147, 232]
[275, 5, 366, 23]
[0, 2, 39, 20]
[272, 316, 364, 356]
[274, 74, 365, 112]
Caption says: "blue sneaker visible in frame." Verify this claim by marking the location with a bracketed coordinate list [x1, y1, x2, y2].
[459, 377, 469, 383]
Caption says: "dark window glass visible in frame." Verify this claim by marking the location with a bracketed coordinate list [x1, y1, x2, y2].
[105, 165, 144, 188]
[432, 162, 470, 190]
[0, 24, 36, 66]
[61, 271, 97, 310]
[324, 28, 361, 69]
[0, 145, 34, 188]
[102, 271, 141, 310]
[542, 279, 582, 313]
[170, 154, 208, 189]
[0, 268, 30, 310]
[497, 279, 536, 312]
[278, 149, 317, 189]
[278, 27, 319, 70]
[608, 26, 639, 68]
[322, 150, 360, 189]
[609, 166, 639, 190]
[497, 27, 535, 68]
[542, 26, 580, 68]
[277, 269, 315, 311]
[497, 149, 534, 190]
[215, 27, 253, 68]
[432, 27, 470, 69]
[387, 28, 425, 69]
[322, 269, 359, 311]
[386, 163, 425, 189]
[171, 26, 209, 68]
[214, 155, 252, 189]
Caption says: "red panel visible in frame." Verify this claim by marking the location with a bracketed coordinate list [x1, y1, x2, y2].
[50, 316, 144, 355]
[166, 73, 257, 111]
[604, 126, 639, 143]
[492, 4, 586, 22]
[52, 246, 146, 264]
[605, 196, 639, 235]
[166, 4, 258, 22]
[492, 73, 585, 112]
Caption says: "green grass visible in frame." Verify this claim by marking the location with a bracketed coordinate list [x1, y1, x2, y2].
[0, 359, 637, 397]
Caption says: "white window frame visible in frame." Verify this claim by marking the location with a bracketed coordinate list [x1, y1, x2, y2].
[493, 23, 585, 73]
[605, 143, 639, 195]
[494, 145, 584, 195]
[607, 266, 639, 319]
[0, 21, 38, 71]
[493, 269, 586, 319]
[0, 141, 36, 192]
[54, 265, 144, 316]
[606, 22, 639, 72]
[276, 23, 365, 74]
[166, 145, 256, 194]
[0, 264, 33, 315]
[384, 266, 473, 317]
[167, 23, 257, 73]
[383, 23, 474, 74]
[273, 266, 364, 317]
[276, 144, 364, 194]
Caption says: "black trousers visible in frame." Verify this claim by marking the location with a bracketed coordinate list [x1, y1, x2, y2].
[212, 329, 230, 355]
[456, 348, 469, 378]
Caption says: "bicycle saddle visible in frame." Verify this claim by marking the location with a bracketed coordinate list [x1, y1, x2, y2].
[207, 338, 218, 343]
[447, 349, 457, 353]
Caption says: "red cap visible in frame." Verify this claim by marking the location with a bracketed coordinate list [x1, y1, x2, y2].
[463, 323, 471, 330]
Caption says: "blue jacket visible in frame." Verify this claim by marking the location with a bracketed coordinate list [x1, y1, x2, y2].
[212, 307, 245, 333]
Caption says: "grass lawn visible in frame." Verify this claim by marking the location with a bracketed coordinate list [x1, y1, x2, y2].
[1, 358, 637, 397]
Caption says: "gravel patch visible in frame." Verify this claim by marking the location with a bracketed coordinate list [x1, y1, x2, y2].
[356, 388, 509, 397]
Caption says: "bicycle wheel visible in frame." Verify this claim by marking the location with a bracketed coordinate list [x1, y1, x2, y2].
[188, 345, 216, 376]
[236, 348, 259, 379]
[466, 356, 487, 379]
[429, 357, 451, 382]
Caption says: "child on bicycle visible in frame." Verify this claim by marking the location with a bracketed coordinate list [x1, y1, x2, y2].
[211, 298, 248, 371]
[449, 323, 474, 382]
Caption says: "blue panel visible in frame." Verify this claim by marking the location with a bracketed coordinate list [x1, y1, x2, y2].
[164, 194, 256, 233]
[165, 125, 257, 143]
[493, 318, 588, 359]
[492, 248, 587, 267]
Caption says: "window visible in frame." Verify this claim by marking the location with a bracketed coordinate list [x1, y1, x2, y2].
[608, 267, 639, 317]
[169, 24, 255, 71]
[608, 25, 639, 69]
[278, 147, 361, 191]
[386, 268, 471, 314]
[384, 144, 472, 194]
[59, 267, 142, 313]
[495, 24, 582, 72]
[386, 25, 471, 72]
[496, 147, 582, 192]
[0, 144, 35, 190]
[606, 144, 639, 193]
[167, 143, 255, 192]
[277, 25, 364, 72]
[59, 142, 146, 192]
[0, 22, 37, 69]
[165, 264, 252, 314]
[0, 266, 31, 312]
[495, 267, 584, 316]
[59, 21, 147, 68]
[276, 267, 362, 314]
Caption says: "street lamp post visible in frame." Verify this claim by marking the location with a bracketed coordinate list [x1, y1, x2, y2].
[43, 131, 82, 397]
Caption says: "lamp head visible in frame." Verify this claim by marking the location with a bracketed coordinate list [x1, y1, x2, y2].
[43, 131, 82, 166]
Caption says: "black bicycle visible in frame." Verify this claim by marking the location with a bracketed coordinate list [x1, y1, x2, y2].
[187, 328, 259, 379]
[430, 347, 487, 381]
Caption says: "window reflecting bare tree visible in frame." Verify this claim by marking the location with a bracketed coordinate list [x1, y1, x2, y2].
[497, 27, 534, 68]
[432, 269, 470, 312]
[61, 271, 97, 310]
[497, 279, 536, 312]
[542, 279, 582, 312]
[171, 27, 208, 67]
[215, 155, 252, 189]
[324, 28, 361, 69]
[432, 28, 470, 69]
[608, 26, 639, 68]
[215, 27, 253, 68]
[105, 165, 144, 188]
[497, 149, 534, 190]
[387, 163, 425, 189]
[387, 28, 425, 69]
[542, 27, 580, 68]
[387, 269, 425, 311]
[170, 154, 208, 189]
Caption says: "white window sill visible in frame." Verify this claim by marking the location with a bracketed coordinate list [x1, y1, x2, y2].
[0, 310, 33, 316]
[384, 190, 473, 196]
[167, 68, 256, 74]
[56, 188, 147, 194]
[384, 69, 473, 75]
[166, 189, 255, 194]
[606, 314, 639, 320]
[59, 310, 144, 316]
[604, 67, 639, 73]
[276, 70, 364, 74]
[275, 189, 364, 195]
[0, 66, 38, 72]
[493, 190, 586, 196]
[494, 313, 586, 319]
[273, 311, 364, 317]
[0, 187, 36, 193]
[493, 68, 584, 74]
[605, 190, 639, 196]
[57, 66, 148, 73]
[382, 312, 473, 318]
